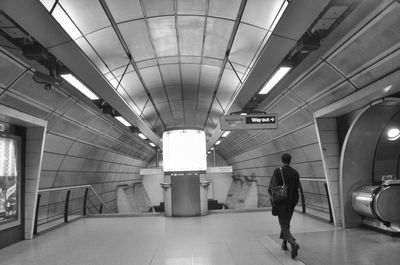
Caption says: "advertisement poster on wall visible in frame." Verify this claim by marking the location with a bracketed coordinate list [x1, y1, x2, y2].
[0, 135, 20, 230]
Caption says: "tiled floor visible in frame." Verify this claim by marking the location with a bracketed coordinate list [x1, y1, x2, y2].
[0, 211, 398, 265]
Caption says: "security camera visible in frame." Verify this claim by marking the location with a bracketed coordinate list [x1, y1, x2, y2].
[32, 71, 64, 89]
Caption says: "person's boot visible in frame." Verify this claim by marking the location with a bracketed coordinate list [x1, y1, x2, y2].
[288, 239, 299, 259]
[281, 240, 288, 251]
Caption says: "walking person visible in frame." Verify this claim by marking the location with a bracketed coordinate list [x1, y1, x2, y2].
[269, 153, 300, 259]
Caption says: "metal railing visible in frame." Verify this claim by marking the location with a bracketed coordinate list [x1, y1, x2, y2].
[297, 178, 333, 223]
[257, 177, 333, 223]
[34, 185, 113, 234]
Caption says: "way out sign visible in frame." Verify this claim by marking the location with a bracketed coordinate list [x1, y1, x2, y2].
[220, 114, 278, 130]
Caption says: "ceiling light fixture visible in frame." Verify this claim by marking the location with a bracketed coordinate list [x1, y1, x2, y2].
[222, 131, 230, 137]
[258, 66, 292, 95]
[115, 116, 131, 127]
[387, 128, 400, 141]
[149, 142, 156, 147]
[138, 133, 147, 140]
[215, 140, 221, 145]
[61, 74, 99, 100]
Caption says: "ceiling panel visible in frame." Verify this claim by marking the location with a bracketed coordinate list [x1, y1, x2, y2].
[229, 23, 266, 67]
[142, 0, 174, 17]
[203, 57, 223, 68]
[148, 16, 178, 57]
[183, 100, 197, 111]
[184, 110, 196, 126]
[199, 65, 220, 92]
[209, 0, 241, 20]
[291, 63, 343, 102]
[178, 16, 205, 56]
[351, 48, 400, 88]
[172, 110, 184, 119]
[165, 86, 182, 101]
[216, 68, 240, 111]
[328, 2, 400, 76]
[160, 64, 181, 86]
[142, 103, 158, 126]
[195, 111, 207, 127]
[279, 109, 313, 132]
[159, 112, 174, 125]
[120, 71, 145, 95]
[86, 27, 128, 70]
[308, 82, 356, 111]
[107, 65, 134, 81]
[267, 95, 298, 117]
[177, 0, 206, 15]
[158, 57, 180, 65]
[105, 0, 143, 23]
[203, 18, 234, 59]
[0, 92, 50, 119]
[116, 86, 139, 113]
[136, 59, 158, 69]
[154, 119, 165, 135]
[0, 51, 25, 88]
[241, 0, 285, 30]
[196, 101, 210, 112]
[183, 85, 197, 102]
[197, 88, 213, 106]
[117, 82, 148, 111]
[59, 0, 110, 34]
[140, 66, 164, 89]
[180, 56, 201, 64]
[118, 20, 156, 62]
[157, 102, 172, 114]
[11, 72, 68, 110]
[148, 87, 168, 104]
[181, 64, 200, 86]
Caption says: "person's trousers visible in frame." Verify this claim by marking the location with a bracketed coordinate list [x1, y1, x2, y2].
[277, 205, 295, 241]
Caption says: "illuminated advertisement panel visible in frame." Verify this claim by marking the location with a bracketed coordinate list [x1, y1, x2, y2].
[163, 129, 206, 172]
[0, 135, 21, 229]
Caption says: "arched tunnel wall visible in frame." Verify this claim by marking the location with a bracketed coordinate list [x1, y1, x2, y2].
[0, 48, 155, 213]
[218, 118, 326, 212]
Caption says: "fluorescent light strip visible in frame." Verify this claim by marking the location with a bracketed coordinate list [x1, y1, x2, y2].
[138, 133, 147, 140]
[222, 131, 230, 137]
[61, 74, 99, 100]
[215, 140, 221, 145]
[115, 116, 131, 127]
[258, 66, 292, 95]
[149, 142, 156, 147]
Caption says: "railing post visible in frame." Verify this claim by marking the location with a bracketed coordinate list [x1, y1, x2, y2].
[34, 193, 41, 235]
[83, 188, 89, 216]
[324, 182, 334, 223]
[99, 204, 103, 214]
[299, 181, 306, 213]
[64, 190, 71, 223]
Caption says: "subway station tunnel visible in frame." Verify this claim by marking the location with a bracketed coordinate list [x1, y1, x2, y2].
[1, 0, 400, 264]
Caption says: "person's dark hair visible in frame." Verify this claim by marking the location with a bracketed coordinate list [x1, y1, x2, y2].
[281, 153, 291, 164]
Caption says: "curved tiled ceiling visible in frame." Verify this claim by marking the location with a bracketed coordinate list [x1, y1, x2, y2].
[38, 0, 288, 138]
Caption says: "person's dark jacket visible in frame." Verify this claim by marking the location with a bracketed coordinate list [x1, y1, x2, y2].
[268, 165, 300, 210]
